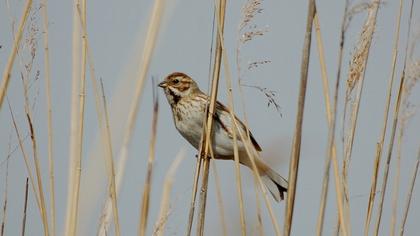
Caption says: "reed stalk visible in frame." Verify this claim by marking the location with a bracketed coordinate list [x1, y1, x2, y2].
[21, 178, 29, 236]
[373, 1, 415, 234]
[0, 0, 32, 110]
[364, 1, 404, 234]
[284, 1, 315, 235]
[196, 0, 226, 234]
[153, 151, 185, 236]
[139, 85, 159, 236]
[399, 146, 420, 236]
[40, 0, 56, 234]
[98, 0, 165, 234]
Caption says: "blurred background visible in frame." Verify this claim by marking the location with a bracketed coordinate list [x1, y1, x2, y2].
[1, 0, 419, 235]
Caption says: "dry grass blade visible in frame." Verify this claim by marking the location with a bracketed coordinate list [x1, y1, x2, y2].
[8, 101, 43, 229]
[1, 160, 9, 236]
[99, 80, 121, 236]
[98, 1, 165, 234]
[284, 1, 315, 235]
[216, 1, 282, 232]
[0, 0, 32, 110]
[313, 6, 342, 235]
[373, 0, 415, 234]
[26, 112, 50, 236]
[65, 0, 87, 234]
[153, 151, 185, 236]
[192, 0, 226, 235]
[40, 0, 56, 233]
[317, 0, 350, 234]
[364, 1, 404, 235]
[139, 83, 159, 236]
[399, 146, 420, 236]
[209, 161, 228, 236]
[21, 178, 29, 236]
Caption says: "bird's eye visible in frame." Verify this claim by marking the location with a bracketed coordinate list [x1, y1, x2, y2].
[173, 79, 180, 84]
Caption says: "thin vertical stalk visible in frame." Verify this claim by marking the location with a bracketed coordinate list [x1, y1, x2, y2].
[390, 124, 404, 236]
[0, 0, 32, 110]
[153, 152, 185, 236]
[194, 1, 226, 235]
[100, 81, 121, 236]
[399, 147, 420, 236]
[8, 101, 41, 214]
[40, 0, 55, 234]
[26, 113, 50, 236]
[212, 1, 246, 234]
[98, 0, 165, 233]
[364, 1, 404, 234]
[373, 1, 415, 234]
[284, 1, 315, 235]
[1, 160, 9, 236]
[139, 86, 159, 236]
[318, 0, 350, 233]
[64, 0, 82, 233]
[313, 7, 345, 235]
[21, 178, 29, 236]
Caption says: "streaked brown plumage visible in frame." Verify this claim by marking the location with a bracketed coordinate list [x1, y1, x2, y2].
[158, 72, 288, 201]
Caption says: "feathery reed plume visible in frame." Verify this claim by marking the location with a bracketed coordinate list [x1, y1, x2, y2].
[373, 1, 415, 234]
[153, 151, 185, 236]
[21, 178, 29, 236]
[340, 2, 381, 233]
[40, 0, 56, 233]
[139, 81, 159, 236]
[98, 0, 165, 234]
[217, 3, 283, 233]
[284, 1, 315, 235]
[18, 10, 50, 234]
[0, 0, 32, 110]
[364, 1, 404, 235]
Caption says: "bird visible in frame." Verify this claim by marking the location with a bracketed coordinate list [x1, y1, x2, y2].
[158, 72, 288, 201]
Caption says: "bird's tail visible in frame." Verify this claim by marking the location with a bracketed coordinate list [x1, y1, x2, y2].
[261, 167, 288, 202]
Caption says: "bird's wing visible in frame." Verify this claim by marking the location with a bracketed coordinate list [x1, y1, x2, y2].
[214, 101, 262, 152]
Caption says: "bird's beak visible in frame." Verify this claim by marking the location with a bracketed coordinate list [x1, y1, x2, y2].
[158, 81, 168, 88]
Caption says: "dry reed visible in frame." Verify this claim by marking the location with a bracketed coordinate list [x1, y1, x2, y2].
[21, 178, 29, 236]
[0, 0, 32, 110]
[373, 0, 415, 234]
[139, 83, 159, 236]
[40, 0, 55, 234]
[364, 1, 404, 234]
[284, 1, 315, 235]
[341, 2, 381, 234]
[196, 0, 226, 234]
[399, 146, 420, 236]
[98, 0, 165, 234]
[153, 151, 185, 236]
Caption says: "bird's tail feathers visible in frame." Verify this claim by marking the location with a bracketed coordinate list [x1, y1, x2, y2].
[261, 168, 288, 202]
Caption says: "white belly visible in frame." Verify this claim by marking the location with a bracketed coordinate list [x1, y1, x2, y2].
[173, 102, 241, 157]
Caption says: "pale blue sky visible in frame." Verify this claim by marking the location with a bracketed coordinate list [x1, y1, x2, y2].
[1, 0, 419, 235]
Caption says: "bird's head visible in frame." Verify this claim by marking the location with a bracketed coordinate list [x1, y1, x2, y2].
[158, 72, 199, 105]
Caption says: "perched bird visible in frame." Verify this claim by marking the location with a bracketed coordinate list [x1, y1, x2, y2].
[158, 72, 288, 201]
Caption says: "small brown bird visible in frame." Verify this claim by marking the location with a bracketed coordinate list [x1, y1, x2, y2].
[158, 72, 288, 201]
